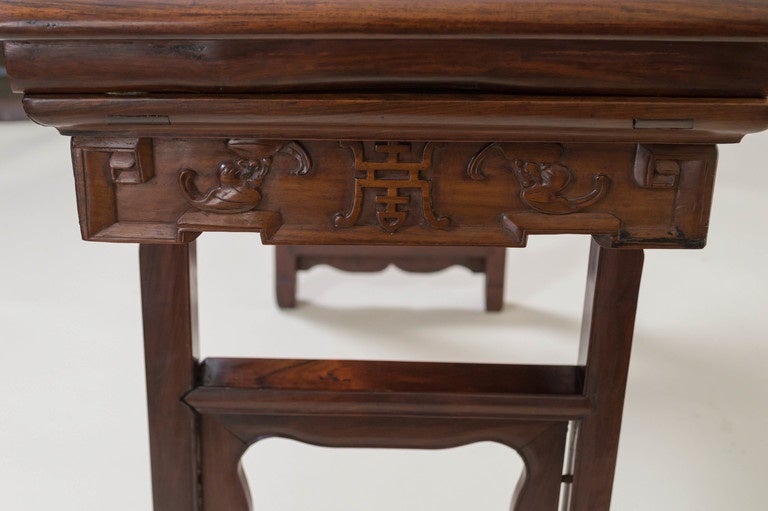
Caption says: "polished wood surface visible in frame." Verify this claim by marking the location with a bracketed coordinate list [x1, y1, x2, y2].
[199, 358, 582, 397]
[60, 137, 720, 249]
[182, 241, 641, 511]
[3, 0, 768, 39]
[6, 1, 768, 99]
[139, 243, 200, 511]
[275, 245, 506, 310]
[2, 1, 763, 509]
[23, 95, 768, 141]
[10, 42, 768, 97]
[567, 240, 645, 511]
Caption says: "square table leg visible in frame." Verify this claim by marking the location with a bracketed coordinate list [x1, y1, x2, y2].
[140, 243, 201, 511]
[565, 240, 645, 511]
[140, 238, 644, 511]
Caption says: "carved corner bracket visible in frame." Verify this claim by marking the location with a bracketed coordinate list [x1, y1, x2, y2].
[71, 137, 156, 242]
[179, 139, 311, 214]
[630, 144, 718, 247]
[333, 141, 451, 233]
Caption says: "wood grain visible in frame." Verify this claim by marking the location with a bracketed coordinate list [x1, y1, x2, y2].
[275, 245, 506, 311]
[23, 95, 768, 142]
[2, 0, 768, 40]
[7, 39, 768, 97]
[188, 357, 579, 510]
[199, 358, 582, 395]
[139, 243, 200, 511]
[3, 3, 762, 509]
[566, 239, 645, 511]
[68, 138, 719, 249]
[200, 416, 251, 511]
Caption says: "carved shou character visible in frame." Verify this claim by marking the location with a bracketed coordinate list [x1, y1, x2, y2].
[468, 143, 609, 214]
[180, 139, 311, 213]
[334, 141, 450, 233]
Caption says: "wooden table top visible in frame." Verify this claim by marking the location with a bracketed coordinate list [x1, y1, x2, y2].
[2, 0, 768, 40]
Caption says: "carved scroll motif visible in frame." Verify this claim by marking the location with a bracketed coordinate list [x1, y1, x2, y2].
[468, 143, 609, 214]
[334, 142, 450, 233]
[108, 138, 155, 184]
[633, 145, 682, 188]
[179, 139, 311, 214]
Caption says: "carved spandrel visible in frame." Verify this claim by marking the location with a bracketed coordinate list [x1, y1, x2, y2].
[334, 141, 450, 233]
[179, 139, 310, 214]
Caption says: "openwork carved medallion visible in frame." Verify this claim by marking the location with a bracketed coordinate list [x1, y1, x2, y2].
[180, 139, 311, 214]
[334, 142, 450, 233]
[468, 143, 609, 214]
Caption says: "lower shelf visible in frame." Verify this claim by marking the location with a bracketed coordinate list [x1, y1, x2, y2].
[185, 358, 590, 421]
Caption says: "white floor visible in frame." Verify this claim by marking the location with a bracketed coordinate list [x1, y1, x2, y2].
[0, 122, 766, 510]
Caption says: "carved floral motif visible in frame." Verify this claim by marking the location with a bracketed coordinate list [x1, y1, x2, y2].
[468, 143, 609, 214]
[179, 139, 310, 213]
[334, 142, 450, 233]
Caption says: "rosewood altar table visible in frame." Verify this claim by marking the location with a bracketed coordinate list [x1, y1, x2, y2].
[3, 1, 768, 510]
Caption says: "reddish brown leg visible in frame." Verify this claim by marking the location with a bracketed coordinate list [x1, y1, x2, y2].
[200, 416, 252, 511]
[485, 247, 506, 311]
[275, 245, 297, 308]
[140, 243, 201, 511]
[509, 423, 567, 511]
[565, 239, 644, 511]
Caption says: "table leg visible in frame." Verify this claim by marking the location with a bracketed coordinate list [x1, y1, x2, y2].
[485, 247, 506, 312]
[200, 415, 251, 511]
[275, 245, 297, 308]
[140, 243, 201, 511]
[511, 422, 568, 511]
[566, 239, 644, 511]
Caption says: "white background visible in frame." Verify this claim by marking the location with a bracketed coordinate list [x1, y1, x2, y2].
[1, 121, 766, 510]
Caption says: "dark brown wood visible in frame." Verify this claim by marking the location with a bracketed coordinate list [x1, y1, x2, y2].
[8, 40, 768, 98]
[187, 357, 576, 511]
[189, 358, 590, 421]
[565, 239, 645, 511]
[22, 95, 768, 142]
[62, 137, 720, 249]
[275, 245, 506, 311]
[2, 2, 763, 510]
[0, 48, 24, 120]
[2, 0, 768, 40]
[485, 244, 506, 311]
[200, 416, 251, 511]
[512, 423, 568, 511]
[275, 245, 298, 309]
[214, 415, 568, 511]
[139, 243, 200, 511]
[186, 386, 590, 422]
[200, 358, 582, 396]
